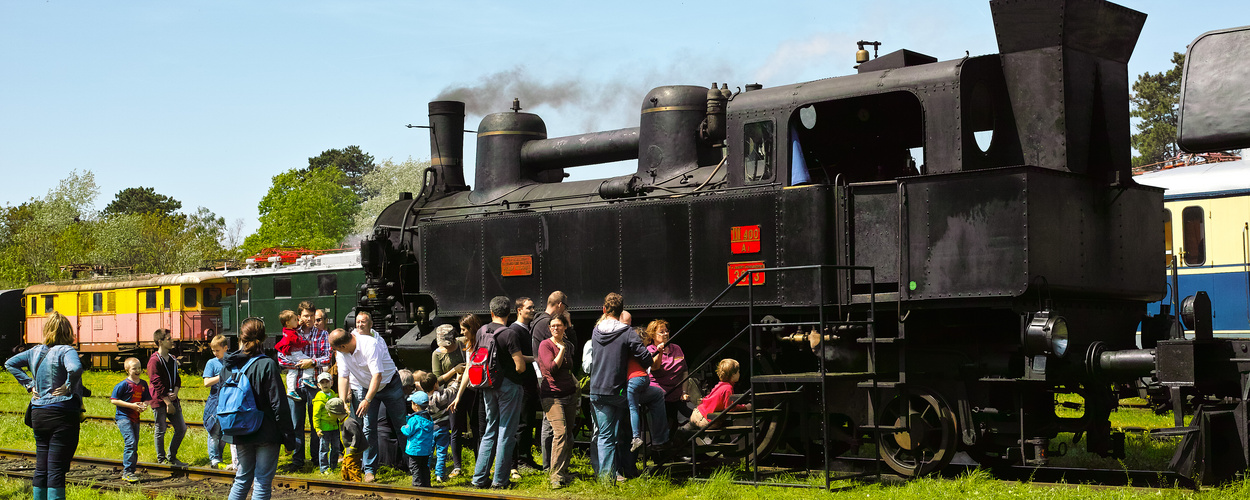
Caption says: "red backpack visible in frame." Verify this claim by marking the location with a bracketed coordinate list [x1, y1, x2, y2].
[466, 323, 503, 390]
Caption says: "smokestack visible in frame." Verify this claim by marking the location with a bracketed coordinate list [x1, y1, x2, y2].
[991, 0, 1145, 181]
[428, 101, 469, 196]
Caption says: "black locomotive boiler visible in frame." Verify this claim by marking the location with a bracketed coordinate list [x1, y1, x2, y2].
[356, 0, 1250, 484]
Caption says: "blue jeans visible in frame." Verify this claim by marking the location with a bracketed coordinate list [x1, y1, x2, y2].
[319, 430, 341, 472]
[590, 394, 628, 484]
[207, 422, 225, 465]
[229, 442, 280, 500]
[353, 373, 408, 474]
[154, 400, 187, 462]
[626, 377, 669, 445]
[116, 416, 140, 473]
[472, 378, 523, 488]
[432, 423, 451, 480]
[289, 385, 320, 468]
[31, 407, 80, 490]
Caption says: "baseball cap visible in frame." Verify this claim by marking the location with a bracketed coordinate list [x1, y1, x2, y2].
[407, 391, 429, 406]
[317, 372, 333, 383]
[326, 397, 347, 416]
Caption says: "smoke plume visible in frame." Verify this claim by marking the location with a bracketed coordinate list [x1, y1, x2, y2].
[436, 66, 631, 119]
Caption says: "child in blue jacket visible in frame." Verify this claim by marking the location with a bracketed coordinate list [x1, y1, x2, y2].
[400, 391, 435, 487]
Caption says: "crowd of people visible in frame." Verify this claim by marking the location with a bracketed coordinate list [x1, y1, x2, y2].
[4, 291, 753, 498]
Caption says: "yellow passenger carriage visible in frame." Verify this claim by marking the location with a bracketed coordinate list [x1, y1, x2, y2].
[22, 271, 234, 369]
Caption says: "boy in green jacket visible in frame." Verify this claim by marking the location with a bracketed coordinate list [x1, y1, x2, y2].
[311, 372, 341, 474]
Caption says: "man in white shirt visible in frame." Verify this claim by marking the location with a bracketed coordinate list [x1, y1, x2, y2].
[354, 311, 380, 337]
[330, 328, 406, 483]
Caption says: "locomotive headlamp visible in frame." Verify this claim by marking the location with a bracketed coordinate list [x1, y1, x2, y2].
[1024, 310, 1069, 358]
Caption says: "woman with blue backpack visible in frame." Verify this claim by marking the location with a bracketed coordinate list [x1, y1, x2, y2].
[5, 312, 84, 500]
[220, 317, 296, 500]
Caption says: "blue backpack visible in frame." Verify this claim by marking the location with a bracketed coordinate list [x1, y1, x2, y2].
[216, 355, 265, 436]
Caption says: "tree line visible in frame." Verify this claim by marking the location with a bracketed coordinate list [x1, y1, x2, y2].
[0, 147, 427, 289]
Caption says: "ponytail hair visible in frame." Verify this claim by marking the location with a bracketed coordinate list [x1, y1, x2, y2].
[239, 317, 267, 356]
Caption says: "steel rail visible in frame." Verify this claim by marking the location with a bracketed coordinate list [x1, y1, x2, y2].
[0, 448, 544, 500]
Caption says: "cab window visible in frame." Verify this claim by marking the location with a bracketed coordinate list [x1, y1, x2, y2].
[205, 287, 222, 307]
[274, 277, 292, 298]
[1163, 209, 1173, 266]
[145, 289, 157, 310]
[1181, 206, 1205, 266]
[184, 288, 198, 308]
[163, 289, 171, 310]
[92, 292, 103, 313]
[30, 296, 37, 315]
[44, 295, 54, 313]
[317, 274, 337, 296]
[744, 121, 775, 183]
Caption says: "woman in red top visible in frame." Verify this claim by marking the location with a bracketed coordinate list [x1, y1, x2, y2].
[625, 326, 669, 454]
[536, 314, 578, 489]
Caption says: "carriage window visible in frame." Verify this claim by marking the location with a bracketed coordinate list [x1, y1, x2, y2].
[30, 297, 36, 315]
[92, 292, 103, 313]
[744, 121, 775, 183]
[43, 295, 54, 313]
[205, 287, 222, 307]
[145, 289, 157, 310]
[1163, 209, 1173, 265]
[274, 277, 292, 298]
[163, 289, 171, 310]
[1181, 206, 1205, 266]
[318, 274, 337, 296]
[184, 288, 198, 308]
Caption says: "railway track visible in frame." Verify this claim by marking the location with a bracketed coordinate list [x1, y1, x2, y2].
[0, 448, 541, 500]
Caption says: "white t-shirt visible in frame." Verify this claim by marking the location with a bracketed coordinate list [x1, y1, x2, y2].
[335, 332, 397, 392]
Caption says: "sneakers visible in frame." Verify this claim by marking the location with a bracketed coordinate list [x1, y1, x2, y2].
[363, 472, 376, 483]
[449, 467, 462, 478]
[550, 480, 564, 489]
[287, 390, 302, 401]
[168, 458, 189, 467]
[630, 437, 644, 452]
[122, 472, 139, 484]
[510, 469, 521, 481]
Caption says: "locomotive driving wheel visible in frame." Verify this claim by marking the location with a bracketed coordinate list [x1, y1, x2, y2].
[876, 388, 958, 476]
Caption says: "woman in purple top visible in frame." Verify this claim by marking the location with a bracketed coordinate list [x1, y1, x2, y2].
[536, 314, 579, 489]
[644, 319, 691, 433]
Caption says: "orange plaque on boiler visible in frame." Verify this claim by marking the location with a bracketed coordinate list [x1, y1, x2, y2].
[501, 255, 533, 277]
[727, 261, 766, 286]
[730, 225, 761, 254]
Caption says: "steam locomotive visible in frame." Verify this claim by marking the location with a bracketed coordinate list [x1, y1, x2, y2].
[355, 0, 1250, 484]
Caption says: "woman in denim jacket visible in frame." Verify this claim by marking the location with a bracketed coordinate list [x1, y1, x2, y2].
[5, 312, 84, 500]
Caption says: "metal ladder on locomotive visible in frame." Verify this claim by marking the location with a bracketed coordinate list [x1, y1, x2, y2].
[661, 263, 946, 489]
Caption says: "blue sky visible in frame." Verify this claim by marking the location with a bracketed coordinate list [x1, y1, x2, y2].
[1, 1, 1243, 237]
